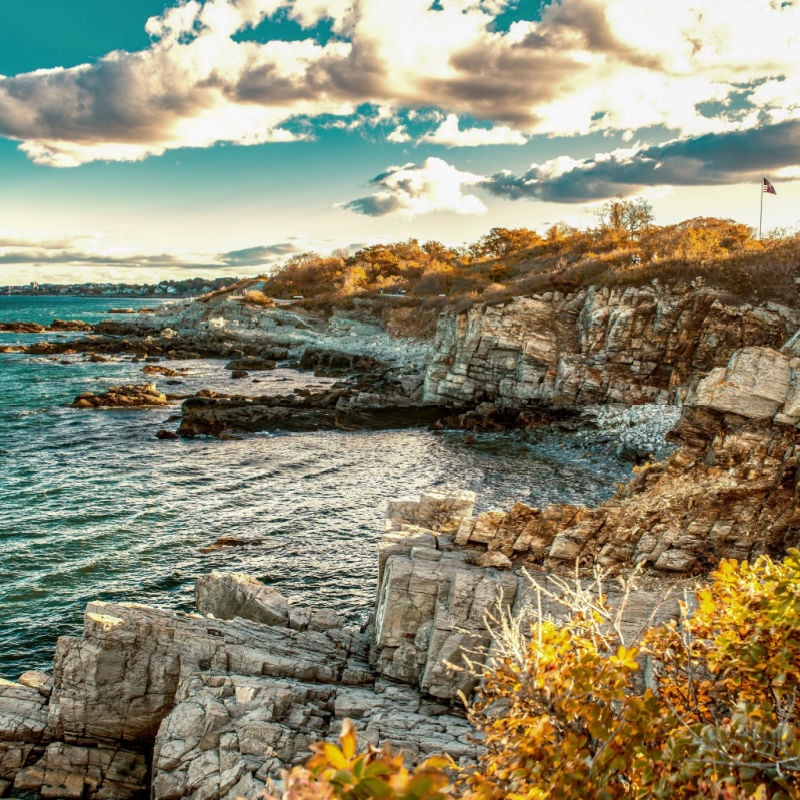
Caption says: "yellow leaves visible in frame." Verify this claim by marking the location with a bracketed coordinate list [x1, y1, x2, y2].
[320, 744, 350, 772]
[463, 551, 800, 800]
[611, 645, 640, 673]
[299, 720, 454, 800]
[340, 720, 357, 761]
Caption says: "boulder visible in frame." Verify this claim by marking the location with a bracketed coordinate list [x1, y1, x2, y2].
[196, 572, 290, 627]
[689, 347, 791, 420]
[70, 383, 168, 409]
[224, 357, 278, 371]
[196, 572, 346, 633]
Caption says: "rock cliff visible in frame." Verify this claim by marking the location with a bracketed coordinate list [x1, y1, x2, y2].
[425, 283, 799, 408]
[2, 344, 798, 799]
[0, 552, 484, 800]
[440, 344, 800, 576]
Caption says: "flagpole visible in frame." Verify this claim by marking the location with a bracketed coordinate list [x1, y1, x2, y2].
[759, 179, 764, 239]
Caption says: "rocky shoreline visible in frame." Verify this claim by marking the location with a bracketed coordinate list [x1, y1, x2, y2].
[2, 282, 799, 798]
[9, 280, 798, 446]
[3, 337, 795, 798]
[0, 486, 672, 800]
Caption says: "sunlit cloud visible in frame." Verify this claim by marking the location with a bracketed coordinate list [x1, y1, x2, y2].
[344, 157, 487, 218]
[0, 0, 797, 172]
[420, 114, 527, 147]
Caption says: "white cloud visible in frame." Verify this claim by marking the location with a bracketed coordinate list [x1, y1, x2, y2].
[420, 114, 527, 146]
[386, 126, 411, 143]
[288, 0, 353, 30]
[0, 0, 798, 166]
[345, 156, 487, 218]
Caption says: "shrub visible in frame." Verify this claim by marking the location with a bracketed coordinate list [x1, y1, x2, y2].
[261, 719, 452, 800]
[242, 289, 275, 307]
[464, 553, 800, 799]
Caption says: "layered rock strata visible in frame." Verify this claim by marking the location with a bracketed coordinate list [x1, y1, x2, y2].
[426, 345, 800, 578]
[0, 549, 489, 800]
[425, 284, 799, 408]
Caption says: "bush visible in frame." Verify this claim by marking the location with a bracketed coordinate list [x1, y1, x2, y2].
[261, 719, 452, 800]
[464, 552, 800, 799]
[263, 552, 800, 799]
[242, 289, 275, 307]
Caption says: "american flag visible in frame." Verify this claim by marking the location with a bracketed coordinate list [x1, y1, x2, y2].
[763, 177, 777, 195]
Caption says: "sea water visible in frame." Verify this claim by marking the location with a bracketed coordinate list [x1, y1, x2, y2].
[0, 295, 632, 679]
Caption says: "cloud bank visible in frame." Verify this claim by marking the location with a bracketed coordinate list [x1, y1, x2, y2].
[344, 119, 800, 216]
[484, 120, 800, 202]
[0, 232, 316, 281]
[0, 0, 798, 173]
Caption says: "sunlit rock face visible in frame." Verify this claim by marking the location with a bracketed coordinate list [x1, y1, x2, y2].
[424, 285, 799, 408]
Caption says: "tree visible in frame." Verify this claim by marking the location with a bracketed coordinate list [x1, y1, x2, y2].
[597, 198, 654, 239]
[469, 227, 543, 259]
[423, 240, 459, 262]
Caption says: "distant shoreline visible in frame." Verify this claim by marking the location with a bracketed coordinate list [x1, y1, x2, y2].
[1, 292, 186, 300]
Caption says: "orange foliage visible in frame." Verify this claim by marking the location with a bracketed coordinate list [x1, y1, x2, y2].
[255, 219, 798, 310]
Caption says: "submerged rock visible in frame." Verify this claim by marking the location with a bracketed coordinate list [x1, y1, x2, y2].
[50, 319, 93, 332]
[0, 322, 46, 333]
[224, 356, 279, 371]
[143, 364, 186, 377]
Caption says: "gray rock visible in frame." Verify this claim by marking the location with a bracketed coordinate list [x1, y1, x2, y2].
[49, 601, 369, 746]
[196, 571, 346, 633]
[424, 287, 798, 408]
[196, 572, 290, 627]
[13, 742, 147, 800]
[690, 347, 791, 420]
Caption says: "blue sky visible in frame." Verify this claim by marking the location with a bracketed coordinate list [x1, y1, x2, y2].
[0, 0, 798, 284]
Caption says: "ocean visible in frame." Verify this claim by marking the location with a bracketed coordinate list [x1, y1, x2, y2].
[0, 295, 632, 680]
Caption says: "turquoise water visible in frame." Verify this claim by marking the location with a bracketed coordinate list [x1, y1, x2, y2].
[0, 296, 631, 680]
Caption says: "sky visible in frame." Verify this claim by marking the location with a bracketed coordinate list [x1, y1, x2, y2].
[1, 0, 799, 285]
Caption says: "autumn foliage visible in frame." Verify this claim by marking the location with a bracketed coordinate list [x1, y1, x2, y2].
[465, 552, 800, 799]
[262, 551, 800, 799]
[254, 211, 800, 313]
[261, 719, 450, 800]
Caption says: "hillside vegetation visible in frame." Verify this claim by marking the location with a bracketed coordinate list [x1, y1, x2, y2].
[249, 202, 799, 315]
